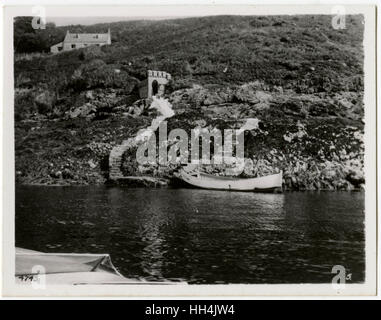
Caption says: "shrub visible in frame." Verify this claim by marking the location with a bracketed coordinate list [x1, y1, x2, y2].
[68, 59, 139, 92]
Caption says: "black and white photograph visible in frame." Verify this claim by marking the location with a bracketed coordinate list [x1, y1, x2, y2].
[1, 3, 377, 297]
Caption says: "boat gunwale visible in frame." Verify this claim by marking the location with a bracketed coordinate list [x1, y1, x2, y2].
[198, 172, 281, 181]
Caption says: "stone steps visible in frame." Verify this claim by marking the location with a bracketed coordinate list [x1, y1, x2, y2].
[108, 139, 136, 180]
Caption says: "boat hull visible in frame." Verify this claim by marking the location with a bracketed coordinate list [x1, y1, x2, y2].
[179, 171, 283, 192]
[15, 248, 181, 285]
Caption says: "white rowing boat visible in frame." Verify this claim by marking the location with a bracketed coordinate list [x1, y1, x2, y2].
[179, 170, 283, 192]
[15, 248, 180, 285]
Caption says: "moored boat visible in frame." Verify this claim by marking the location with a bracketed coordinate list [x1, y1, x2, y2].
[179, 170, 283, 192]
[16, 248, 181, 285]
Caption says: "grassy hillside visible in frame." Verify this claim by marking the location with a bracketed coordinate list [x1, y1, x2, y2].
[16, 15, 363, 90]
[14, 15, 365, 189]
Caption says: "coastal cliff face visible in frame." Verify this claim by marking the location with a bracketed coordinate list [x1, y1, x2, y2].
[14, 15, 364, 190]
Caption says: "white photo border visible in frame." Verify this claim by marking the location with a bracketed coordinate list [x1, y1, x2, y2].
[1, 3, 377, 297]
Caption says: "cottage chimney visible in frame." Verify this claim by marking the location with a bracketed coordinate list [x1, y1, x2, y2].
[107, 28, 111, 45]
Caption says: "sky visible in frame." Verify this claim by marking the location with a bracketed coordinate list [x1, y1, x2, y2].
[46, 16, 189, 26]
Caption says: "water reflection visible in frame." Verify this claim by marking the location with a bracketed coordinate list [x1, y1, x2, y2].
[16, 186, 364, 284]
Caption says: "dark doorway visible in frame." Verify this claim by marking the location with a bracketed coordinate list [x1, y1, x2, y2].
[152, 80, 158, 96]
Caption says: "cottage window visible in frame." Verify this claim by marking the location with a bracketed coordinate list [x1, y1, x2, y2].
[71, 44, 76, 49]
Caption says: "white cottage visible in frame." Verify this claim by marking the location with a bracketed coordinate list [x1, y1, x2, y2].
[50, 29, 111, 53]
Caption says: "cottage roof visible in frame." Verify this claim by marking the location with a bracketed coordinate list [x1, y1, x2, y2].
[64, 32, 110, 44]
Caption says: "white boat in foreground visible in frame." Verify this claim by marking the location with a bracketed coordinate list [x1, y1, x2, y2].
[179, 170, 283, 192]
[16, 248, 180, 285]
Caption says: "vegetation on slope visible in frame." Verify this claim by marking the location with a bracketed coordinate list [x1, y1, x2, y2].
[14, 15, 365, 189]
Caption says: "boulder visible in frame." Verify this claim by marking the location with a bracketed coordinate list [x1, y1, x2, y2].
[50, 170, 62, 179]
[234, 83, 272, 105]
[203, 88, 234, 106]
[34, 91, 56, 114]
[88, 159, 97, 169]
[346, 170, 365, 187]
[234, 83, 260, 104]
[85, 90, 94, 100]
[69, 103, 96, 118]
[62, 168, 74, 179]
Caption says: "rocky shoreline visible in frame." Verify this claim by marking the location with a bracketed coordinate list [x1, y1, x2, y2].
[15, 82, 364, 191]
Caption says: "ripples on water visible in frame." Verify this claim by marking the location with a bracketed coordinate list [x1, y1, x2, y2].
[16, 186, 365, 284]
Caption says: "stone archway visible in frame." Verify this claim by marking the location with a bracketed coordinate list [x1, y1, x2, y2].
[152, 80, 159, 96]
